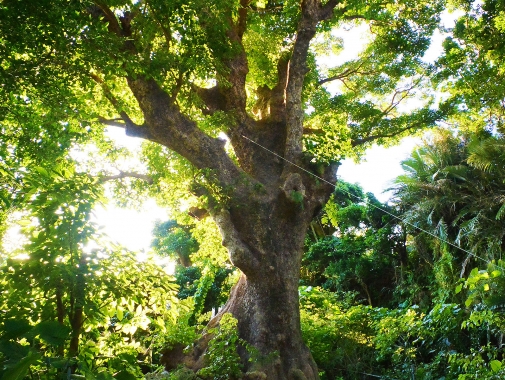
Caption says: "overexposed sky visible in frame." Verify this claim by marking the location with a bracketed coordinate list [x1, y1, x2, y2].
[337, 137, 420, 202]
[334, 9, 464, 201]
[91, 199, 168, 252]
[89, 129, 168, 252]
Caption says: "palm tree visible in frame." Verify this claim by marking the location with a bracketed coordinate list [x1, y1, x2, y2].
[392, 129, 505, 300]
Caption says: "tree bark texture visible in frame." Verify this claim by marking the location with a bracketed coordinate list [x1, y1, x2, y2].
[164, 170, 336, 379]
[212, 205, 322, 379]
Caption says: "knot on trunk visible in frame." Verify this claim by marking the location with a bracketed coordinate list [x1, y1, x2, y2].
[281, 172, 305, 204]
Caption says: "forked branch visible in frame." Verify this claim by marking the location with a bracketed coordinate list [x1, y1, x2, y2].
[92, 1, 123, 36]
[126, 76, 248, 190]
[91, 73, 153, 140]
[99, 171, 153, 184]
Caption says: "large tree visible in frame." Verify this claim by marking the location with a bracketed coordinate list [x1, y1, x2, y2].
[0, 0, 445, 378]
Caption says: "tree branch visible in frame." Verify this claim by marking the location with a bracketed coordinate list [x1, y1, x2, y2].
[212, 209, 259, 275]
[99, 171, 153, 184]
[92, 1, 123, 36]
[89, 72, 121, 109]
[90, 73, 153, 140]
[192, 85, 226, 115]
[216, 0, 250, 120]
[98, 115, 153, 140]
[318, 0, 339, 21]
[303, 127, 324, 136]
[378, 79, 422, 119]
[343, 14, 370, 21]
[147, 2, 172, 51]
[282, 0, 342, 166]
[318, 62, 367, 85]
[284, 0, 322, 165]
[126, 76, 247, 189]
[351, 124, 420, 147]
[269, 55, 290, 121]
[170, 70, 185, 102]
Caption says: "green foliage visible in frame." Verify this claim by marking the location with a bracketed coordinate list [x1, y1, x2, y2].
[151, 217, 235, 323]
[459, 260, 505, 311]
[198, 313, 243, 380]
[390, 129, 505, 305]
[152, 220, 199, 267]
[300, 287, 375, 380]
[2, 0, 505, 378]
[0, 166, 180, 379]
[290, 190, 305, 205]
[303, 181, 405, 307]
[299, 128, 505, 379]
[300, 287, 505, 380]
[436, 0, 505, 136]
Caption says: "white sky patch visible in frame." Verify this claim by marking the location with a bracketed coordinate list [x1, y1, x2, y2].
[333, 9, 465, 203]
[1, 212, 29, 255]
[105, 127, 144, 150]
[92, 198, 168, 253]
[423, 9, 465, 63]
[81, 128, 170, 253]
[338, 136, 421, 203]
[324, 22, 370, 66]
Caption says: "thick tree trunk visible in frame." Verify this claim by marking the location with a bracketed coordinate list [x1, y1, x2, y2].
[216, 273, 317, 380]
[185, 251, 319, 379]
[176, 177, 334, 379]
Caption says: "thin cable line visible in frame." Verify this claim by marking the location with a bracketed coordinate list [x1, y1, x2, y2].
[241, 134, 504, 271]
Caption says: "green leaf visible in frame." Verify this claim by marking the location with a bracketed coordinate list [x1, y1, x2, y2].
[490, 360, 502, 372]
[465, 297, 473, 307]
[113, 371, 137, 380]
[2, 351, 41, 380]
[31, 321, 71, 346]
[34, 166, 49, 177]
[1, 319, 32, 340]
[0, 341, 30, 362]
[491, 270, 502, 278]
[95, 372, 114, 380]
[48, 358, 76, 369]
[496, 203, 505, 220]
[455, 284, 463, 294]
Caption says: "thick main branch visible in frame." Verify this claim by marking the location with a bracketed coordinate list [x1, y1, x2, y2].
[127, 76, 245, 189]
[284, 0, 338, 166]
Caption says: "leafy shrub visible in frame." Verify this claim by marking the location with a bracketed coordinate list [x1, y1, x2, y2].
[300, 287, 376, 380]
[300, 287, 505, 380]
[197, 313, 243, 380]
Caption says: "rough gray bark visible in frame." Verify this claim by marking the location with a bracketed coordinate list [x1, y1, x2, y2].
[173, 166, 337, 379]
[209, 181, 334, 379]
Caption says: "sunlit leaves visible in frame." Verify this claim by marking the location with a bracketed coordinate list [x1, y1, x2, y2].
[0, 164, 180, 378]
[436, 0, 505, 134]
